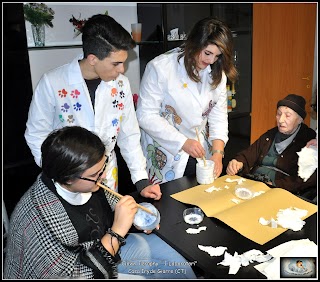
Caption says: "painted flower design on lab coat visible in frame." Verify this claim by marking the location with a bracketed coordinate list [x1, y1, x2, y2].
[161, 104, 182, 129]
[147, 140, 167, 184]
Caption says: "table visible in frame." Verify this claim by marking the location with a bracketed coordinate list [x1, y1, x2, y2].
[132, 176, 317, 279]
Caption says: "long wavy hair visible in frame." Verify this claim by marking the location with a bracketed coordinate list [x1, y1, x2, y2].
[178, 17, 238, 88]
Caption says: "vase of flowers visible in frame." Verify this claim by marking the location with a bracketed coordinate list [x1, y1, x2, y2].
[23, 3, 55, 47]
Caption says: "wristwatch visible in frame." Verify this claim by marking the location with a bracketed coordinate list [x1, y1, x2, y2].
[212, 149, 224, 158]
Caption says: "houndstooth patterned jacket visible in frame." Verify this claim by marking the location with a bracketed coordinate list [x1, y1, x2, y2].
[4, 174, 119, 279]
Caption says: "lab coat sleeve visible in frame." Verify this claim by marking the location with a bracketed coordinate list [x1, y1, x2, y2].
[136, 61, 188, 156]
[116, 78, 149, 184]
[25, 74, 57, 167]
[207, 74, 229, 146]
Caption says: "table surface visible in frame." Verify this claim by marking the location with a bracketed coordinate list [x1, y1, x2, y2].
[132, 176, 317, 279]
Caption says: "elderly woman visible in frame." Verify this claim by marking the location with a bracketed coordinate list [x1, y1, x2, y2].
[226, 94, 316, 196]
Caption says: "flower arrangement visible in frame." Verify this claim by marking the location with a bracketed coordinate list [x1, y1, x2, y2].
[69, 14, 87, 38]
[69, 10, 109, 38]
[23, 3, 55, 27]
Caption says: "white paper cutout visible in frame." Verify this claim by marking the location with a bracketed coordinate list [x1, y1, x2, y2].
[186, 226, 207, 234]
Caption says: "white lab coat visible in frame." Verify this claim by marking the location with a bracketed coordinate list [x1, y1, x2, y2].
[136, 48, 228, 184]
[25, 55, 148, 191]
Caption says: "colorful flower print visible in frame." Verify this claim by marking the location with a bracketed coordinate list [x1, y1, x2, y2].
[59, 114, 64, 122]
[112, 118, 119, 127]
[61, 103, 70, 112]
[112, 99, 118, 108]
[118, 103, 124, 110]
[111, 88, 118, 97]
[71, 89, 80, 98]
[58, 89, 68, 98]
[73, 102, 82, 111]
[147, 140, 167, 184]
[202, 100, 214, 118]
[67, 115, 75, 123]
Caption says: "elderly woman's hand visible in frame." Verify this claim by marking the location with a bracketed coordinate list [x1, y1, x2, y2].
[226, 159, 243, 176]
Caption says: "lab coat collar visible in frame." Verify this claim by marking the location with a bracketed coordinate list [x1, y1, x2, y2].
[67, 54, 85, 85]
[177, 55, 211, 99]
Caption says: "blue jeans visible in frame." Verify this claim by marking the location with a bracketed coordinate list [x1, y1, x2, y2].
[118, 233, 197, 279]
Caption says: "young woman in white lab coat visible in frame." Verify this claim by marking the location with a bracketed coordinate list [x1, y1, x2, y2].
[136, 17, 238, 184]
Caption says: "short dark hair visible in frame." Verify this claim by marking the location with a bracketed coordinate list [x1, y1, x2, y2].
[82, 14, 136, 60]
[41, 126, 106, 185]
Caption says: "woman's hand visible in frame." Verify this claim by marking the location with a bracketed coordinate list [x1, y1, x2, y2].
[112, 195, 138, 237]
[211, 154, 223, 178]
[182, 139, 206, 159]
[226, 159, 243, 176]
[133, 223, 160, 234]
[306, 139, 317, 148]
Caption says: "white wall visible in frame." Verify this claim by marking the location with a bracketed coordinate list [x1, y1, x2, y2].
[27, 3, 141, 95]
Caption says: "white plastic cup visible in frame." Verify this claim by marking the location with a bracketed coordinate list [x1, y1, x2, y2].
[131, 23, 142, 42]
[196, 160, 215, 184]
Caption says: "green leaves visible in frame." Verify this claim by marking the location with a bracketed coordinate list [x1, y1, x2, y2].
[23, 3, 55, 28]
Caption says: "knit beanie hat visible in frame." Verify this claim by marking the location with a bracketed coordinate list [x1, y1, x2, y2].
[277, 94, 306, 119]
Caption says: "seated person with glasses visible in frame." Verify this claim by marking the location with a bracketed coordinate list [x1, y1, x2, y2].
[4, 126, 196, 279]
[226, 94, 316, 197]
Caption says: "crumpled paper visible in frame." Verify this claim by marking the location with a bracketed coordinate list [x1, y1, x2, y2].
[198, 245, 227, 257]
[217, 249, 272, 274]
[297, 146, 317, 182]
[186, 226, 207, 234]
[259, 207, 307, 231]
[225, 177, 246, 185]
[254, 239, 317, 279]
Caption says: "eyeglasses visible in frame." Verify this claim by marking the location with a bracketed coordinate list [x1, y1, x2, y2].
[78, 156, 109, 184]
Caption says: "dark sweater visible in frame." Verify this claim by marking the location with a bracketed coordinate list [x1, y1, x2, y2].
[235, 123, 316, 194]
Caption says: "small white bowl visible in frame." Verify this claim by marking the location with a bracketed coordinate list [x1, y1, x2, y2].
[235, 187, 253, 200]
[183, 207, 204, 225]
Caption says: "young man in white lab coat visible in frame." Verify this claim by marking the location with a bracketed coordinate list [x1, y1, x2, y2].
[25, 14, 161, 200]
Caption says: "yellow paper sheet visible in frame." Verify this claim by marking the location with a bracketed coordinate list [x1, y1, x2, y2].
[171, 175, 317, 245]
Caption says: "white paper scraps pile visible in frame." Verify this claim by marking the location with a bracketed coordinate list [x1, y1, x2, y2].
[198, 245, 227, 257]
[259, 207, 308, 231]
[205, 186, 222, 193]
[297, 146, 317, 182]
[225, 177, 246, 185]
[254, 239, 317, 279]
[186, 226, 207, 234]
[197, 245, 271, 275]
[217, 249, 272, 275]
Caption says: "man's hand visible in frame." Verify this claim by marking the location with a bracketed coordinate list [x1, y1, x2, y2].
[140, 184, 162, 200]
